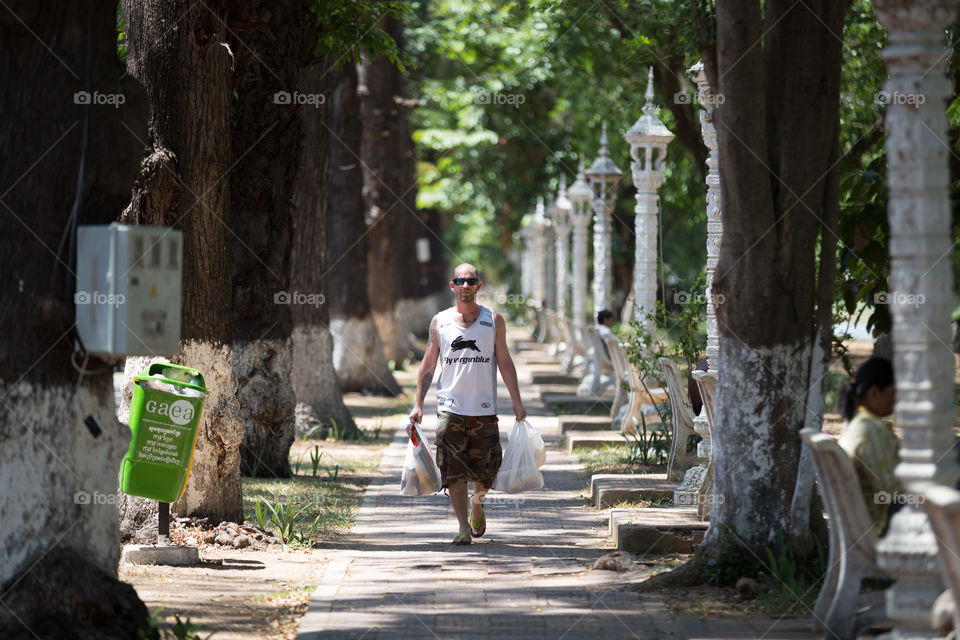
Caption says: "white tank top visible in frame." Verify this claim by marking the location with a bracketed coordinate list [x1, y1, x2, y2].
[435, 305, 497, 416]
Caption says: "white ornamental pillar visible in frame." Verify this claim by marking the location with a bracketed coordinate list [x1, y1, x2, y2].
[873, 1, 960, 636]
[568, 157, 593, 327]
[624, 67, 674, 331]
[585, 122, 623, 314]
[531, 197, 549, 309]
[552, 178, 573, 316]
[520, 225, 535, 301]
[691, 60, 721, 459]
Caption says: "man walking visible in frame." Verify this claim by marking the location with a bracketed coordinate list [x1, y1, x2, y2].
[408, 263, 526, 544]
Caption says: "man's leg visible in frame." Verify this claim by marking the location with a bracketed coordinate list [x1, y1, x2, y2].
[448, 479, 471, 537]
[470, 483, 488, 535]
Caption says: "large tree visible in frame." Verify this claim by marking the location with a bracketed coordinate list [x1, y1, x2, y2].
[702, 0, 849, 563]
[229, 0, 315, 477]
[360, 15, 427, 364]
[326, 53, 402, 395]
[290, 53, 359, 437]
[120, 0, 244, 523]
[0, 0, 153, 635]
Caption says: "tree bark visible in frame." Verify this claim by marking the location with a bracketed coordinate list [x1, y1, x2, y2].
[326, 59, 401, 395]
[360, 15, 423, 364]
[121, 0, 244, 525]
[0, 0, 152, 634]
[228, 1, 314, 477]
[702, 0, 848, 563]
[290, 55, 359, 438]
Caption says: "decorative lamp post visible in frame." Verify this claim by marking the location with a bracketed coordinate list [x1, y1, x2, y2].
[530, 196, 550, 310]
[872, 1, 960, 635]
[673, 60, 721, 508]
[519, 225, 535, 302]
[623, 67, 674, 331]
[567, 157, 593, 327]
[585, 122, 623, 314]
[551, 177, 573, 317]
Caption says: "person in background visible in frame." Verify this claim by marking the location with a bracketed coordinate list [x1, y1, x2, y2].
[837, 357, 899, 534]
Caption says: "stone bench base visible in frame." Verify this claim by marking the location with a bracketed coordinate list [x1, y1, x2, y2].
[590, 473, 677, 509]
[530, 371, 580, 386]
[608, 507, 707, 553]
[565, 430, 629, 453]
[544, 393, 613, 415]
[559, 415, 613, 433]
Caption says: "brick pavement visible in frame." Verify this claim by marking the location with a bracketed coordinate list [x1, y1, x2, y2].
[296, 330, 823, 640]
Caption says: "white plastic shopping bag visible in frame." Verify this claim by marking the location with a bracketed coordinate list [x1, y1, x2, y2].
[494, 419, 545, 494]
[400, 422, 442, 496]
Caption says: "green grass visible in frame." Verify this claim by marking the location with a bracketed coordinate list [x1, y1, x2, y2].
[243, 440, 388, 544]
[574, 444, 667, 475]
[611, 497, 672, 509]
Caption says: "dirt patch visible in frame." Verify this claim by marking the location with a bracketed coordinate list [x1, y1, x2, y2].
[121, 548, 324, 639]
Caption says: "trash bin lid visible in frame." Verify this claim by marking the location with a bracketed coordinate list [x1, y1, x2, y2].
[134, 362, 207, 393]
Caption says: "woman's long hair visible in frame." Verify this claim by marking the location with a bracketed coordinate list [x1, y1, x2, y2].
[839, 357, 895, 420]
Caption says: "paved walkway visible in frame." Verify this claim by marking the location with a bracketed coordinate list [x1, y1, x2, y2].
[296, 331, 821, 639]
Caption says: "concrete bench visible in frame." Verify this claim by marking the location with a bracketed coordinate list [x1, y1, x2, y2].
[913, 482, 960, 635]
[603, 335, 631, 430]
[658, 357, 697, 482]
[607, 506, 706, 553]
[800, 428, 888, 640]
[590, 473, 675, 509]
[577, 326, 616, 397]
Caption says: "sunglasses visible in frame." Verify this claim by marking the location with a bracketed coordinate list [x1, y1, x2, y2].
[452, 277, 479, 286]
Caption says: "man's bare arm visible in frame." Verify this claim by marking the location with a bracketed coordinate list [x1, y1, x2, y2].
[493, 312, 526, 419]
[409, 315, 440, 424]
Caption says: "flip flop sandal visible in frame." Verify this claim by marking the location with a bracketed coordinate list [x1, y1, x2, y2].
[469, 504, 486, 537]
[452, 533, 472, 545]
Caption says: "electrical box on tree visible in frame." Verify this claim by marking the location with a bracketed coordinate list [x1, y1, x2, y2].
[75, 223, 183, 357]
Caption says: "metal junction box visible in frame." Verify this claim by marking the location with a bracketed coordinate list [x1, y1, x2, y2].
[76, 224, 182, 357]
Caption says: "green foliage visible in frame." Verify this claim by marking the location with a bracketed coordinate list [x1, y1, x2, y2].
[310, 0, 410, 67]
[406, 0, 706, 286]
[139, 608, 212, 640]
[310, 446, 323, 477]
[695, 524, 761, 585]
[116, 4, 127, 63]
[624, 414, 670, 466]
[252, 497, 322, 547]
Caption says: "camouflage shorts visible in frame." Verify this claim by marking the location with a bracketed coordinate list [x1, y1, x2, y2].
[435, 412, 502, 489]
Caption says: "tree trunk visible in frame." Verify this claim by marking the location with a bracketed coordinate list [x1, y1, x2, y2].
[0, 1, 152, 635]
[327, 59, 401, 395]
[229, 1, 314, 477]
[120, 0, 244, 526]
[360, 15, 422, 364]
[701, 0, 848, 566]
[290, 55, 359, 438]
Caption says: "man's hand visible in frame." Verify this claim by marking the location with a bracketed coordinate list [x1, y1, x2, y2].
[408, 405, 423, 427]
[513, 402, 527, 421]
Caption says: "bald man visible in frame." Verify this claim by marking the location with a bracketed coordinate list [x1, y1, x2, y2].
[408, 263, 526, 544]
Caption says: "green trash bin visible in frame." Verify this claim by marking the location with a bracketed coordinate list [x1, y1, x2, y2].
[119, 362, 208, 502]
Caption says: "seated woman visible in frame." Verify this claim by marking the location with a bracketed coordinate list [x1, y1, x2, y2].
[837, 357, 899, 534]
